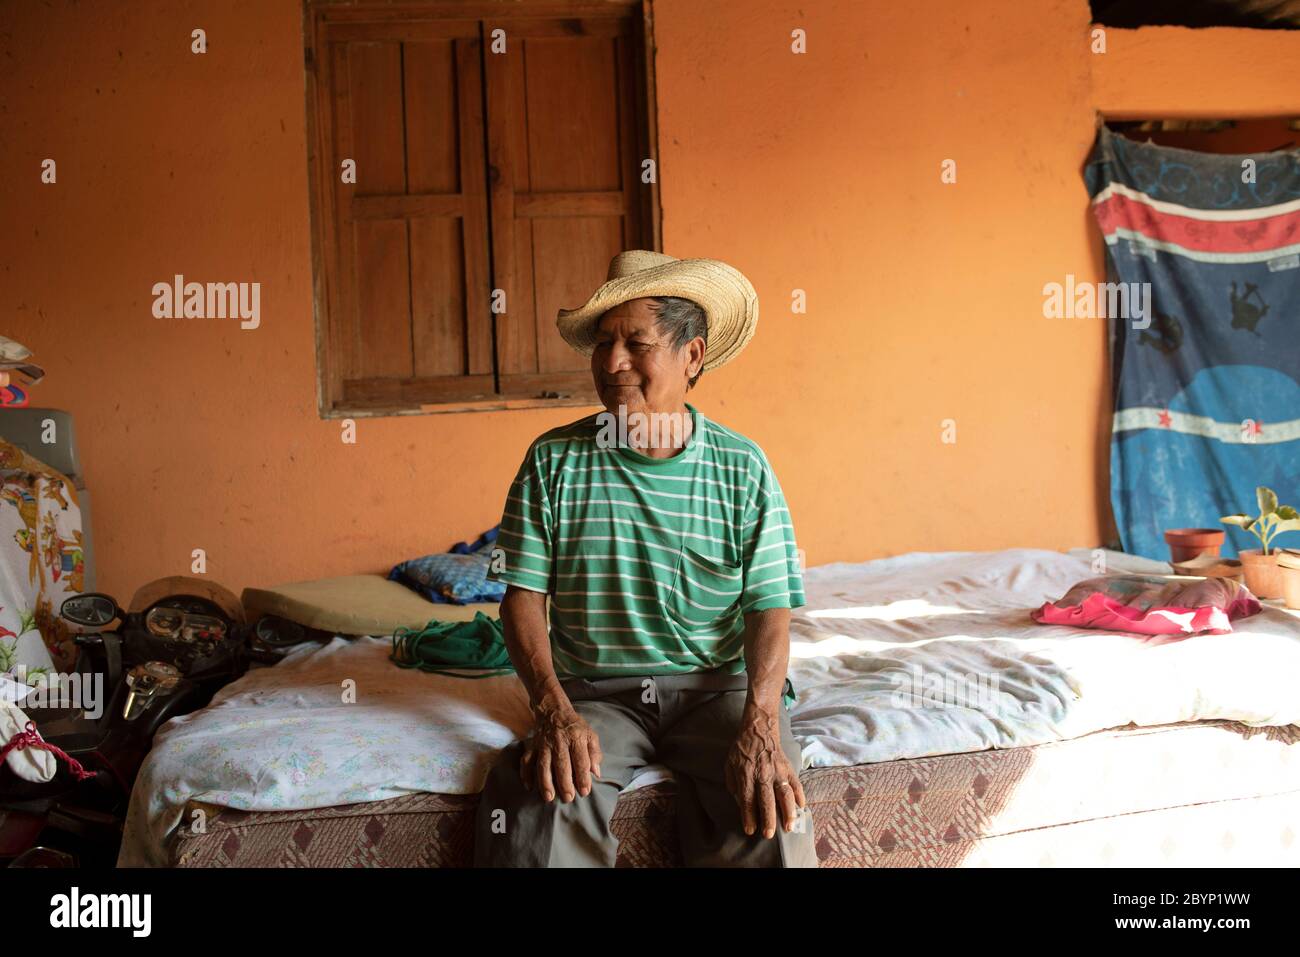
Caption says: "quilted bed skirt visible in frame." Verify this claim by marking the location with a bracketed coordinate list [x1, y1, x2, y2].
[172, 718, 1300, 867]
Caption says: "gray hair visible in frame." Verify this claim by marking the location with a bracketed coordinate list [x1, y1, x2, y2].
[650, 296, 708, 389]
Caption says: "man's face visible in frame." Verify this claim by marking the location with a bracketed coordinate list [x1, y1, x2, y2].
[590, 298, 703, 416]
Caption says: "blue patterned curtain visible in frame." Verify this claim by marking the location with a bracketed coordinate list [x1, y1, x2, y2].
[1085, 127, 1300, 559]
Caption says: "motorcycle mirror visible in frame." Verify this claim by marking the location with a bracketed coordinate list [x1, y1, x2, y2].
[60, 593, 122, 628]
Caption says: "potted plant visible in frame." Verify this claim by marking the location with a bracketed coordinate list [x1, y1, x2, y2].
[1220, 486, 1300, 600]
[1279, 549, 1300, 611]
[1163, 527, 1224, 563]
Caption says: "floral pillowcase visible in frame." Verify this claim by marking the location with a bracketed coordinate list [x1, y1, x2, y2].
[0, 439, 84, 682]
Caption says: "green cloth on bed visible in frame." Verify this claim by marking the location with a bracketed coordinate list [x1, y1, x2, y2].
[390, 612, 514, 678]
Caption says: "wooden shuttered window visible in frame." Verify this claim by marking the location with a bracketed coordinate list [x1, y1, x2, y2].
[304, 1, 660, 416]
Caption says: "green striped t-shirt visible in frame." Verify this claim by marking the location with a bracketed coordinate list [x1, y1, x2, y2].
[488, 404, 804, 698]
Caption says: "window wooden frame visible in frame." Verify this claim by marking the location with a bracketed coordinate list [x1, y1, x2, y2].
[303, 0, 662, 418]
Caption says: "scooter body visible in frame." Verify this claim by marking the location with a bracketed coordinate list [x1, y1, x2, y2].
[0, 579, 251, 866]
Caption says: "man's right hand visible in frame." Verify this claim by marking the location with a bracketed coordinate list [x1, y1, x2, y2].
[520, 695, 603, 803]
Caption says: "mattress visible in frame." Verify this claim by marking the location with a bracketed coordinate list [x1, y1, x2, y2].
[121, 546, 1300, 866]
[171, 717, 1300, 867]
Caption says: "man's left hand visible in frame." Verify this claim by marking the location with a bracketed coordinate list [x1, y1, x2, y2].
[725, 703, 806, 839]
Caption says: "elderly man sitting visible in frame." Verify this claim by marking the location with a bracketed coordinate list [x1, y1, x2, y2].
[475, 251, 816, 868]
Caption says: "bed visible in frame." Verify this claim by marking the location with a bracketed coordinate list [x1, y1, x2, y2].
[118, 547, 1300, 867]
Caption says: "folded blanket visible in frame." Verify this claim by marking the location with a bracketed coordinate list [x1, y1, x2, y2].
[391, 613, 513, 677]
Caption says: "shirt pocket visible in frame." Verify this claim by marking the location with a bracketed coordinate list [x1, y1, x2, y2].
[669, 545, 744, 626]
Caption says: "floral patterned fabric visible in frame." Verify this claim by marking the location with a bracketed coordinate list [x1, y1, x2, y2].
[117, 635, 535, 867]
[0, 438, 84, 680]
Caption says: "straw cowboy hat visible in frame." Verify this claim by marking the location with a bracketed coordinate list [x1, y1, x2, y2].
[556, 250, 758, 371]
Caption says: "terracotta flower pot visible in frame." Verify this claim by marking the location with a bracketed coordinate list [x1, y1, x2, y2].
[1277, 550, 1300, 611]
[1239, 549, 1284, 600]
[1163, 528, 1224, 564]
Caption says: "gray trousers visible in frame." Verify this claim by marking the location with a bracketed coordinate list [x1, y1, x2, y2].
[474, 673, 818, 867]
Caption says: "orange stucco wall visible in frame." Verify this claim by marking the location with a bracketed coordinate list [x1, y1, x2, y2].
[4, 2, 1300, 600]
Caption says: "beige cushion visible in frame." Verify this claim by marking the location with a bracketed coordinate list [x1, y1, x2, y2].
[241, 575, 499, 636]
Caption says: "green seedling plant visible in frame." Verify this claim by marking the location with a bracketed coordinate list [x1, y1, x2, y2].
[1220, 486, 1300, 555]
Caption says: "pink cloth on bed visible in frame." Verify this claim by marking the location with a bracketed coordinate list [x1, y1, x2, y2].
[1031, 574, 1262, 637]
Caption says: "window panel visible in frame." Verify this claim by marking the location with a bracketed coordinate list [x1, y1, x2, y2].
[305, 1, 656, 414]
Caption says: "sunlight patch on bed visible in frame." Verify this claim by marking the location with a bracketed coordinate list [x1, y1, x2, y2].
[789, 632, 1000, 657]
[805, 599, 981, 621]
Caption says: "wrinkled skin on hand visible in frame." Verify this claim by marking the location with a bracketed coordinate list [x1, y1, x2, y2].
[520, 700, 603, 803]
[725, 705, 806, 839]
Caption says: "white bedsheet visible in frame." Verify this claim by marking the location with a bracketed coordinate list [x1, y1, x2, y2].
[117, 547, 1300, 866]
[787, 547, 1300, 767]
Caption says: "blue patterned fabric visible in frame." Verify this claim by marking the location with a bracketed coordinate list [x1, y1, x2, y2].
[1085, 128, 1300, 559]
[388, 526, 506, 604]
